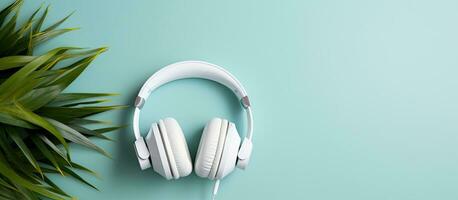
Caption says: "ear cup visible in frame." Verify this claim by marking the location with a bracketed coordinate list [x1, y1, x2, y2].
[194, 118, 222, 178]
[161, 118, 193, 178]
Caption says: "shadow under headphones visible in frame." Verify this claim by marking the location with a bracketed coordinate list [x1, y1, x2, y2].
[132, 61, 254, 198]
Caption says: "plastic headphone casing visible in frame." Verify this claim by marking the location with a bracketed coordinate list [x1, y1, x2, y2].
[146, 123, 173, 179]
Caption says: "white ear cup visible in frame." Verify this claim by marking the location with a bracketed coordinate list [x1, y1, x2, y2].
[216, 122, 241, 179]
[145, 117, 240, 181]
[162, 118, 192, 178]
[195, 118, 222, 178]
[145, 123, 173, 180]
[209, 119, 228, 180]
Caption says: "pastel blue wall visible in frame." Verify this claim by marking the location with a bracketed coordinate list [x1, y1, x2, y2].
[12, 0, 458, 199]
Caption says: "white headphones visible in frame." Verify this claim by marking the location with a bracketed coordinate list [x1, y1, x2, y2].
[132, 61, 253, 187]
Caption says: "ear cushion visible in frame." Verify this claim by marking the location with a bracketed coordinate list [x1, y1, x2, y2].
[157, 120, 178, 179]
[161, 118, 193, 178]
[194, 118, 222, 178]
[216, 122, 241, 179]
[209, 119, 228, 180]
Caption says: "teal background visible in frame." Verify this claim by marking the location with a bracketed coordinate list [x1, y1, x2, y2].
[9, 0, 458, 199]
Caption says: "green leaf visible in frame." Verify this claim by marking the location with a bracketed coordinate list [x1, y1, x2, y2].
[94, 126, 125, 134]
[69, 162, 98, 177]
[43, 176, 70, 198]
[0, 177, 16, 191]
[0, 47, 64, 97]
[0, 11, 18, 43]
[33, 28, 77, 46]
[0, 112, 35, 128]
[26, 5, 41, 27]
[67, 118, 111, 125]
[39, 135, 69, 163]
[0, 102, 68, 149]
[43, 57, 97, 87]
[0, 161, 65, 200]
[69, 124, 113, 141]
[33, 5, 47, 33]
[46, 118, 110, 157]
[0, 187, 18, 200]
[0, 14, 33, 54]
[62, 166, 98, 190]
[13, 183, 39, 200]
[37, 105, 126, 122]
[0, 56, 35, 70]
[50, 93, 118, 106]
[43, 11, 74, 32]
[23, 6, 42, 55]
[0, 0, 22, 27]
[18, 84, 64, 111]
[0, 127, 21, 167]
[61, 99, 110, 107]
[26, 20, 33, 55]
[45, 48, 107, 88]
[7, 127, 43, 177]
[32, 69, 65, 88]
[31, 135, 63, 175]
[61, 47, 108, 59]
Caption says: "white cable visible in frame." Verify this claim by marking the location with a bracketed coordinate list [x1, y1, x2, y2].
[212, 180, 221, 200]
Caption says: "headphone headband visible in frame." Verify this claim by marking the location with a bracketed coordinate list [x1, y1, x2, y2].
[132, 61, 253, 170]
[136, 61, 249, 102]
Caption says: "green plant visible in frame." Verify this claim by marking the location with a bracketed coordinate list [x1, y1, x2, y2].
[0, 1, 124, 199]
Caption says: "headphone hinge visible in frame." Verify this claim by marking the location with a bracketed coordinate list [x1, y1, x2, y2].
[241, 96, 251, 108]
[135, 96, 145, 109]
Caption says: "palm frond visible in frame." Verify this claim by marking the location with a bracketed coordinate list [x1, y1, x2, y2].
[0, 1, 124, 199]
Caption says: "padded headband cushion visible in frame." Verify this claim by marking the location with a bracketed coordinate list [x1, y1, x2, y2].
[162, 118, 192, 177]
[195, 118, 222, 178]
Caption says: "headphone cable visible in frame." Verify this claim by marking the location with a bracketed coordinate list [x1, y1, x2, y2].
[212, 179, 221, 200]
